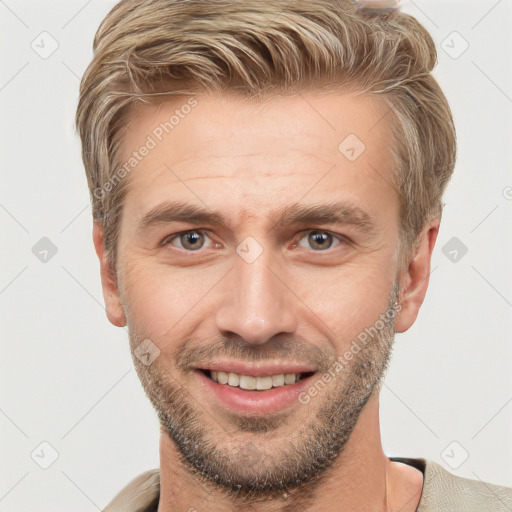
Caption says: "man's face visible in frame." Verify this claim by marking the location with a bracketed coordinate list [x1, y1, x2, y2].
[113, 91, 403, 498]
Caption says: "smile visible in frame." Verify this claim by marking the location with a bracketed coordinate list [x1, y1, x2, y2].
[204, 370, 315, 391]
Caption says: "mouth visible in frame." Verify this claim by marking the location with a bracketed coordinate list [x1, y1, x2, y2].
[195, 367, 318, 415]
[199, 369, 316, 391]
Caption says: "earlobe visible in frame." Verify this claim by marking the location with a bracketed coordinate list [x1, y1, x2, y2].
[92, 221, 127, 327]
[394, 221, 440, 333]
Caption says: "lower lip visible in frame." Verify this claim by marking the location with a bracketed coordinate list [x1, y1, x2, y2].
[196, 370, 315, 415]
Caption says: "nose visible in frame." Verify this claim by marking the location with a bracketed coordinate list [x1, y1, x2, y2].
[214, 248, 298, 346]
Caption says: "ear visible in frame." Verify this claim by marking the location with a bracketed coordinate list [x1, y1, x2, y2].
[92, 221, 127, 327]
[394, 220, 440, 333]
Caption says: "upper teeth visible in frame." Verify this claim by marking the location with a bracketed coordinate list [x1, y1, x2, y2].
[210, 371, 300, 390]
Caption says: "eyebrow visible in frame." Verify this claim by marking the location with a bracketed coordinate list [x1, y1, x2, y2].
[136, 199, 378, 236]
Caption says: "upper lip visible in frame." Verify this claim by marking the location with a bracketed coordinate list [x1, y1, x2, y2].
[196, 360, 317, 377]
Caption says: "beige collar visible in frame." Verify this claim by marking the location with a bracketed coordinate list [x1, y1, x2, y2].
[103, 457, 512, 511]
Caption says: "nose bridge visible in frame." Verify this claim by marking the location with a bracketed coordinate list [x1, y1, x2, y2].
[215, 241, 297, 345]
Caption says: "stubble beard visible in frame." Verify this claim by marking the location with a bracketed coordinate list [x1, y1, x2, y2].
[129, 283, 400, 503]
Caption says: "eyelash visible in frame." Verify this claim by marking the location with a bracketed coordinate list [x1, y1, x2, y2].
[161, 229, 350, 253]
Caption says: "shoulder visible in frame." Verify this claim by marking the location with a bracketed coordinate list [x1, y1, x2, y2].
[418, 458, 512, 512]
[102, 468, 160, 512]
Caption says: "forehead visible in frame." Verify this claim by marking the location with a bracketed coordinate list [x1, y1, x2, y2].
[118, 91, 398, 229]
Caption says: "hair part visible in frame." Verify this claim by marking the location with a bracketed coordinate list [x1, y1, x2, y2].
[75, 0, 456, 274]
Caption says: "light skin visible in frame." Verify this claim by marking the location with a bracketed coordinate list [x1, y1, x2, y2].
[93, 91, 439, 511]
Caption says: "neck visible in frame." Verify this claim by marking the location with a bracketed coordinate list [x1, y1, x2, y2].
[157, 393, 423, 511]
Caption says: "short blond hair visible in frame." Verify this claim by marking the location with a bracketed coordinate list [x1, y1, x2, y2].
[75, 0, 456, 271]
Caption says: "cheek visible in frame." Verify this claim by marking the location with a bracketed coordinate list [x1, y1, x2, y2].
[294, 259, 396, 346]
[121, 262, 221, 340]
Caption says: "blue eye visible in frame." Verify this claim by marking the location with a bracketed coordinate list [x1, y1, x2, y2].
[162, 229, 347, 253]
[163, 230, 210, 251]
[298, 230, 343, 251]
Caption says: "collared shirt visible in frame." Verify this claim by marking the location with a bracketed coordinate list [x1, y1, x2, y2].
[102, 457, 512, 511]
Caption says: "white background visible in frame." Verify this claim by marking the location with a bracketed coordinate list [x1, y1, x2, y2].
[1, 0, 511, 509]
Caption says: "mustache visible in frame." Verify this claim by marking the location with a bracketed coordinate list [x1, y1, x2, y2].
[176, 336, 333, 373]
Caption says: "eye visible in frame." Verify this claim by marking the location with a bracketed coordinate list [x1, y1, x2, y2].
[162, 230, 212, 251]
[161, 229, 348, 253]
[296, 230, 347, 251]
